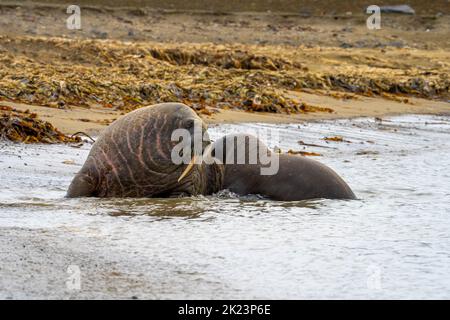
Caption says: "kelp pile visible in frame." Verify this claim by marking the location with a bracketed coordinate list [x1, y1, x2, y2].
[0, 105, 81, 143]
[0, 37, 448, 114]
[147, 48, 300, 71]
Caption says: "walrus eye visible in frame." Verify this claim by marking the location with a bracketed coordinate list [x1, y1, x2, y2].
[183, 118, 195, 130]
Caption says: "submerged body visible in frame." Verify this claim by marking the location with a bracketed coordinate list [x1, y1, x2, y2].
[67, 103, 223, 198]
[224, 153, 356, 200]
[211, 134, 356, 201]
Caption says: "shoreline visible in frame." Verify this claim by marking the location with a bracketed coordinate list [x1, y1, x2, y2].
[1, 93, 449, 136]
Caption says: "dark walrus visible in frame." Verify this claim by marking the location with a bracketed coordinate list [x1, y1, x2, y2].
[209, 133, 356, 201]
[67, 103, 223, 198]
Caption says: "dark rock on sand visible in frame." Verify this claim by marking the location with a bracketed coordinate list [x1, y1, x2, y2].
[379, 5, 415, 15]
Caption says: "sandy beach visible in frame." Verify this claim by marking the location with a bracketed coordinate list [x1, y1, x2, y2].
[2, 93, 449, 135]
[0, 1, 449, 136]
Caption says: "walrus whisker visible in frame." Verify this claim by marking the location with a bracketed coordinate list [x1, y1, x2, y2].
[178, 154, 198, 183]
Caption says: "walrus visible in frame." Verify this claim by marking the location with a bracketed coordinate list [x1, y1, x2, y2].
[66, 103, 223, 198]
[209, 133, 356, 201]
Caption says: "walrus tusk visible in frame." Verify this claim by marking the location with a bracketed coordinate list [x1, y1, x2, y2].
[178, 155, 198, 183]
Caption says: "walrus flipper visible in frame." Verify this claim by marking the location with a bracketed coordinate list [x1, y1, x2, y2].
[66, 173, 96, 198]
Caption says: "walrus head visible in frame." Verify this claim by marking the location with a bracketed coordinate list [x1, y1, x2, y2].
[208, 133, 272, 166]
[66, 103, 223, 198]
[158, 103, 224, 197]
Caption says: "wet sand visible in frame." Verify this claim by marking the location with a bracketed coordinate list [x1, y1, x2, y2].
[0, 227, 153, 299]
[1, 2, 449, 48]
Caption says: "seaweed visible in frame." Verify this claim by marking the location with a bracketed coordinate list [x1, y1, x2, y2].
[0, 106, 81, 143]
[0, 37, 447, 116]
[287, 150, 323, 156]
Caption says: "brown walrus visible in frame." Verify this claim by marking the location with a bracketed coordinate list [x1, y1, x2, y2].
[209, 133, 356, 201]
[66, 103, 223, 198]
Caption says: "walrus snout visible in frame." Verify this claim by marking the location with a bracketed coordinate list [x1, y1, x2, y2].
[175, 117, 212, 182]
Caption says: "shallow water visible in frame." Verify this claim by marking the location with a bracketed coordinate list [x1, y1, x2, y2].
[1, 114, 450, 299]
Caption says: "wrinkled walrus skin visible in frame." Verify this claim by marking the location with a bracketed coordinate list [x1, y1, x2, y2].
[66, 103, 223, 198]
[210, 134, 356, 201]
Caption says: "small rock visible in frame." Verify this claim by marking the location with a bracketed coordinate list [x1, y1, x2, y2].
[379, 5, 415, 15]
[128, 8, 147, 16]
[91, 30, 108, 39]
[340, 42, 353, 49]
[388, 41, 405, 48]
[26, 28, 37, 35]
[299, 10, 311, 17]
[267, 24, 278, 32]
[356, 150, 380, 156]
